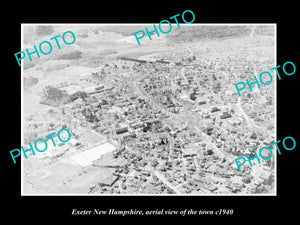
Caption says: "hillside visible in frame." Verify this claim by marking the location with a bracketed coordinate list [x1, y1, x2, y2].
[166, 25, 275, 43]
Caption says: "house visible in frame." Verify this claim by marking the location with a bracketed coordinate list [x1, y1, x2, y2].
[220, 111, 232, 119]
[130, 122, 144, 129]
[257, 96, 272, 106]
[211, 107, 220, 113]
[116, 127, 128, 134]
[68, 138, 81, 146]
[84, 85, 105, 94]
[260, 168, 273, 185]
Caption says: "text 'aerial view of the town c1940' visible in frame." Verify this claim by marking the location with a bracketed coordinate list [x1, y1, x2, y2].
[22, 24, 276, 195]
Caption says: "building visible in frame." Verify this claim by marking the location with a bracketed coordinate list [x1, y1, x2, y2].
[70, 142, 118, 168]
[211, 107, 220, 113]
[198, 100, 206, 105]
[59, 85, 82, 95]
[220, 112, 232, 119]
[117, 56, 147, 64]
[116, 127, 129, 135]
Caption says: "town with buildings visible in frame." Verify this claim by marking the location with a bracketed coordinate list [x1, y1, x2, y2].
[22, 25, 275, 195]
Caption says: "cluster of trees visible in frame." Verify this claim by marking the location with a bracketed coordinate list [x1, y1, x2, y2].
[24, 76, 39, 87]
[70, 91, 88, 101]
[59, 51, 82, 60]
[36, 26, 54, 37]
[43, 86, 68, 101]
[42, 86, 90, 107]
[24, 131, 38, 145]
[81, 107, 99, 123]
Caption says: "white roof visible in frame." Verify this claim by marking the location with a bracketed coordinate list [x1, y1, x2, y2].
[82, 143, 117, 161]
[68, 138, 80, 145]
[101, 142, 117, 153]
[69, 143, 117, 167]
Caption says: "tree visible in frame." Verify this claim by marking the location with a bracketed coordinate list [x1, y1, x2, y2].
[190, 92, 196, 101]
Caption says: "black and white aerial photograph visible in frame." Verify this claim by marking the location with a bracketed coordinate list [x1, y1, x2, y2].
[21, 24, 276, 195]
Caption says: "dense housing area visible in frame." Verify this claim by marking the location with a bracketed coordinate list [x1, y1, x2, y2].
[22, 25, 275, 194]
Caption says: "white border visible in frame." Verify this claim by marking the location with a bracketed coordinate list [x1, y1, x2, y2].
[21, 23, 277, 196]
